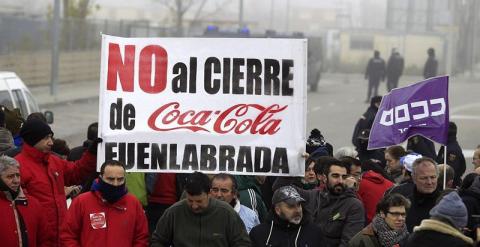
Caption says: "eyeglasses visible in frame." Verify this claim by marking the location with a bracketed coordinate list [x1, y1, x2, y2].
[387, 211, 407, 218]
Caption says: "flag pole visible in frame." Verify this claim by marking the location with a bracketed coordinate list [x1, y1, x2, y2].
[443, 145, 447, 190]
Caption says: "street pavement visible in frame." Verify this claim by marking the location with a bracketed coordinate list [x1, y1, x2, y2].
[30, 73, 480, 171]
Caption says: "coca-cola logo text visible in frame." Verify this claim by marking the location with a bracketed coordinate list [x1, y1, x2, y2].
[147, 102, 287, 135]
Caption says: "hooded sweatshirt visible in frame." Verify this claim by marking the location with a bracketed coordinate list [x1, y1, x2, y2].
[358, 171, 394, 223]
[249, 209, 323, 247]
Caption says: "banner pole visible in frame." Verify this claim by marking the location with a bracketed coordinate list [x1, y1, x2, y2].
[443, 145, 447, 190]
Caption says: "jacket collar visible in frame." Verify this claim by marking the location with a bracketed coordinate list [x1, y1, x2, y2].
[414, 219, 473, 244]
[361, 224, 375, 236]
[92, 190, 127, 211]
[21, 143, 49, 163]
[234, 199, 241, 213]
[0, 187, 28, 205]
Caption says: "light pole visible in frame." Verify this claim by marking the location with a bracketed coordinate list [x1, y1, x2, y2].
[239, 0, 244, 28]
[50, 0, 60, 96]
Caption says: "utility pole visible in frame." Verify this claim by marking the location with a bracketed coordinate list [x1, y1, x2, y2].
[50, 0, 60, 96]
[285, 0, 290, 32]
[269, 0, 274, 30]
[471, 0, 478, 78]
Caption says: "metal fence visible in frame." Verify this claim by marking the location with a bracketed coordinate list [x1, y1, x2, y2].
[0, 15, 180, 86]
[0, 15, 178, 55]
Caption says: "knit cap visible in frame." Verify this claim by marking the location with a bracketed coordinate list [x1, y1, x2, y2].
[19, 119, 53, 146]
[429, 191, 468, 229]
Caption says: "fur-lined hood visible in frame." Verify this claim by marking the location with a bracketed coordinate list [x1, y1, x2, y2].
[413, 219, 473, 245]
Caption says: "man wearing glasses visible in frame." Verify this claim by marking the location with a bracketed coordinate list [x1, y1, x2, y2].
[349, 193, 410, 247]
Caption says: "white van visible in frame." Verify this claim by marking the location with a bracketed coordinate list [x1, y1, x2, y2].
[0, 71, 53, 122]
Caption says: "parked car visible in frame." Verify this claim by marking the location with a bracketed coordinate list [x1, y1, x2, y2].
[0, 71, 53, 123]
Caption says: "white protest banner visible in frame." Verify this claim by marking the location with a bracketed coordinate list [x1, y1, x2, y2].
[98, 35, 307, 176]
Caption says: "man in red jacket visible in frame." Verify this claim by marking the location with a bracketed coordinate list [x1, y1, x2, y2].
[358, 170, 394, 223]
[61, 160, 149, 247]
[15, 119, 99, 247]
[0, 155, 48, 247]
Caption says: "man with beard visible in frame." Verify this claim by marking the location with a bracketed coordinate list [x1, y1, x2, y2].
[61, 160, 149, 247]
[302, 158, 365, 247]
[210, 173, 260, 233]
[249, 186, 324, 247]
[151, 172, 250, 247]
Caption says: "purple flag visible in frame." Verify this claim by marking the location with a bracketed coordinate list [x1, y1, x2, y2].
[368, 76, 449, 150]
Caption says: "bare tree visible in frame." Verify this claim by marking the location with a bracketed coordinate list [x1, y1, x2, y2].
[158, 0, 230, 36]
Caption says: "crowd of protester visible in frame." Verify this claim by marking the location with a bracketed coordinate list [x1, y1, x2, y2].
[0, 99, 480, 247]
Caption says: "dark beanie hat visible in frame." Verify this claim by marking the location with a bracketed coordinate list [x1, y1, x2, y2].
[20, 119, 54, 146]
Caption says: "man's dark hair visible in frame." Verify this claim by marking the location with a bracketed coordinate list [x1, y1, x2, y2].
[185, 172, 211, 195]
[52, 138, 70, 156]
[212, 173, 238, 193]
[322, 157, 348, 175]
[376, 193, 410, 214]
[100, 160, 126, 175]
[87, 122, 98, 141]
[385, 145, 407, 160]
[362, 159, 393, 181]
[339, 156, 361, 172]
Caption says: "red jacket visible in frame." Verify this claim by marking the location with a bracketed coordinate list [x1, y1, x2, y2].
[358, 171, 394, 223]
[16, 143, 96, 247]
[61, 191, 149, 247]
[0, 189, 48, 247]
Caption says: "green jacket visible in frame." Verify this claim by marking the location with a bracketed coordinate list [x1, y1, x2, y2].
[151, 197, 251, 247]
[235, 175, 268, 222]
[125, 172, 147, 207]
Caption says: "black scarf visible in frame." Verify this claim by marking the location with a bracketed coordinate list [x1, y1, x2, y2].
[91, 178, 127, 203]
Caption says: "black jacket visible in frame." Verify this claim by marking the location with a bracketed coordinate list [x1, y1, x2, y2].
[407, 135, 436, 159]
[460, 177, 480, 239]
[405, 187, 440, 232]
[352, 105, 377, 149]
[365, 57, 386, 81]
[437, 138, 466, 187]
[387, 53, 404, 79]
[423, 56, 438, 79]
[406, 219, 473, 247]
[304, 189, 365, 247]
[249, 211, 324, 247]
[385, 179, 414, 197]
